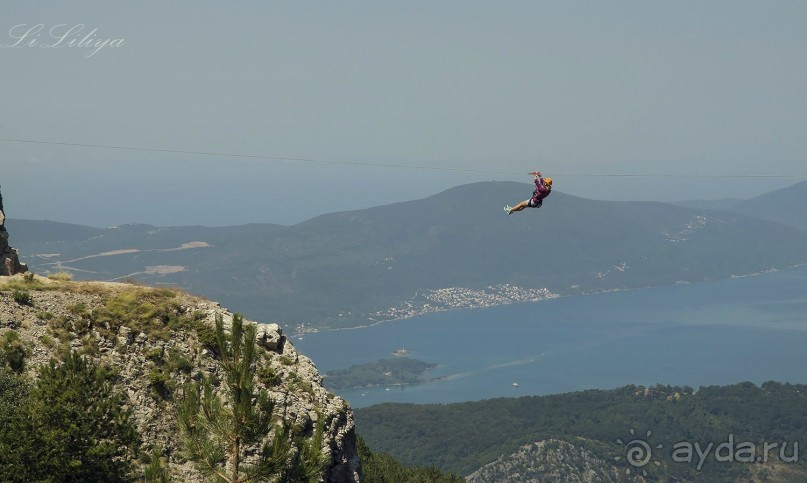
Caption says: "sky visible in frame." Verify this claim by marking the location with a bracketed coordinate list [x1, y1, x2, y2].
[1, 1, 806, 227]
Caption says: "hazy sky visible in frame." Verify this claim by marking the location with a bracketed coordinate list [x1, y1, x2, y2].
[2, 1, 806, 226]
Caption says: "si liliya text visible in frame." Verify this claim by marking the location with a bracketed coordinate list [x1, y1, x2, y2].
[1, 24, 125, 58]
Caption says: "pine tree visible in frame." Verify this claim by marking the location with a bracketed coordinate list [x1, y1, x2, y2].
[143, 447, 172, 482]
[283, 416, 329, 482]
[0, 365, 30, 481]
[177, 314, 325, 482]
[27, 352, 141, 482]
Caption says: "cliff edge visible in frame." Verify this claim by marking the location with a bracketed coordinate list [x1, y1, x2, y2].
[0, 274, 360, 482]
[0, 187, 28, 276]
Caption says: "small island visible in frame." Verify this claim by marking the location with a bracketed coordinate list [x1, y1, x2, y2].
[324, 358, 437, 391]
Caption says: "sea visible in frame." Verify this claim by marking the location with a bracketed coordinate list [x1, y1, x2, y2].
[294, 265, 807, 409]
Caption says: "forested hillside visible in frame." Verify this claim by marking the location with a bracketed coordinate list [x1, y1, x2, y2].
[356, 382, 807, 480]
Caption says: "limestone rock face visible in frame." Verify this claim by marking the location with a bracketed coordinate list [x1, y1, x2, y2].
[0, 278, 361, 481]
[0, 187, 28, 276]
[466, 439, 631, 483]
[256, 322, 283, 351]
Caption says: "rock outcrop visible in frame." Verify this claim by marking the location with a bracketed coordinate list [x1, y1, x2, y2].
[466, 439, 636, 483]
[0, 187, 28, 276]
[0, 275, 361, 481]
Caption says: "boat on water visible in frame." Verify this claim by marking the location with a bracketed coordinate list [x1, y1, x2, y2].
[512, 382, 519, 388]
[391, 348, 409, 357]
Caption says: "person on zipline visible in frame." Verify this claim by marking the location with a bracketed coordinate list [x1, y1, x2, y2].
[505, 171, 552, 215]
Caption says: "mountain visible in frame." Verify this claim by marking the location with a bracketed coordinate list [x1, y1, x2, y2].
[10, 181, 807, 330]
[0, 273, 361, 481]
[673, 198, 743, 211]
[676, 180, 807, 231]
[729, 181, 807, 231]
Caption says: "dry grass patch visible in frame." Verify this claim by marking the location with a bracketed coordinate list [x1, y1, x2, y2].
[46, 272, 72, 281]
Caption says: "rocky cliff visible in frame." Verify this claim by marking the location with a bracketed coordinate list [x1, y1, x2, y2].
[465, 439, 636, 483]
[0, 187, 28, 276]
[0, 274, 360, 481]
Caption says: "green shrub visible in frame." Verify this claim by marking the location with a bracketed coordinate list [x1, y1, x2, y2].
[167, 348, 194, 374]
[79, 336, 100, 357]
[67, 302, 89, 316]
[287, 373, 315, 397]
[39, 334, 55, 348]
[12, 290, 32, 306]
[148, 369, 172, 400]
[146, 347, 165, 364]
[142, 447, 171, 482]
[48, 315, 75, 344]
[195, 324, 220, 357]
[1, 330, 28, 373]
[258, 365, 282, 387]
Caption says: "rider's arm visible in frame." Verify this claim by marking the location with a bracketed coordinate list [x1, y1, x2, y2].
[534, 172, 546, 191]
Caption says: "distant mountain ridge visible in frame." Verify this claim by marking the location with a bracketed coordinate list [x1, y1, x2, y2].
[675, 180, 807, 231]
[730, 180, 807, 231]
[9, 181, 807, 330]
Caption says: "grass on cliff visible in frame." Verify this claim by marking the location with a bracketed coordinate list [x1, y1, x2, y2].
[0, 274, 218, 354]
[0, 272, 128, 295]
[45, 288, 200, 343]
[92, 288, 202, 341]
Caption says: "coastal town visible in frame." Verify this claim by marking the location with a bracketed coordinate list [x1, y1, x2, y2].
[292, 284, 558, 336]
[367, 284, 559, 323]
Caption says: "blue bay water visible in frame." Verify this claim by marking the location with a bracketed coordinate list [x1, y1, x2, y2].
[294, 266, 807, 408]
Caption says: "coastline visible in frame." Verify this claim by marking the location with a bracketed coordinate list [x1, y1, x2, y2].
[292, 263, 807, 336]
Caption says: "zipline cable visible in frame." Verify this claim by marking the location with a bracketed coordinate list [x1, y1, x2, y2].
[0, 137, 801, 179]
